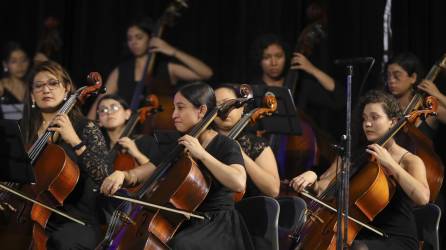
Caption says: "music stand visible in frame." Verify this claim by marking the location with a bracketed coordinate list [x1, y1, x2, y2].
[250, 85, 302, 135]
[0, 119, 34, 183]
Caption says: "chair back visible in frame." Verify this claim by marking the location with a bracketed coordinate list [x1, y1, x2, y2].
[277, 196, 307, 250]
[236, 196, 280, 250]
[413, 203, 441, 250]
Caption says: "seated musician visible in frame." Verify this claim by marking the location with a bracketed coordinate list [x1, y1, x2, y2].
[96, 94, 159, 166]
[20, 61, 110, 249]
[213, 84, 280, 198]
[290, 90, 430, 250]
[87, 16, 214, 119]
[385, 52, 446, 139]
[100, 82, 254, 250]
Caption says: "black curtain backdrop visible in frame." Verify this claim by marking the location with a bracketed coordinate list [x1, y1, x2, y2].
[2, 0, 446, 245]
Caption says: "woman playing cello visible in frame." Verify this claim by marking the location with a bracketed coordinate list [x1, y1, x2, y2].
[290, 90, 430, 250]
[96, 94, 159, 167]
[214, 84, 280, 198]
[19, 61, 110, 249]
[100, 82, 254, 250]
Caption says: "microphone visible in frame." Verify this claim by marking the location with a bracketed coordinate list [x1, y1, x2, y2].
[334, 57, 374, 65]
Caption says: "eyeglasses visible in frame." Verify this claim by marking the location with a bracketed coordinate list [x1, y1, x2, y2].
[32, 79, 62, 92]
[98, 104, 122, 115]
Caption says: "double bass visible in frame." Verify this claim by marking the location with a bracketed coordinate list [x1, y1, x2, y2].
[96, 85, 253, 249]
[130, 0, 188, 132]
[280, 21, 336, 190]
[295, 105, 437, 249]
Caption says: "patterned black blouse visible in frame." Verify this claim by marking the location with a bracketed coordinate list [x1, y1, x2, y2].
[236, 133, 269, 197]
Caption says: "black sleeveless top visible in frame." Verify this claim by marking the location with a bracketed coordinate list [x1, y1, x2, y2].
[116, 57, 170, 105]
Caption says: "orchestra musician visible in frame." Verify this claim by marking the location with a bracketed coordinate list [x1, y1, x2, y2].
[100, 82, 254, 250]
[20, 61, 110, 249]
[385, 52, 446, 139]
[87, 17, 213, 120]
[213, 84, 280, 198]
[290, 90, 430, 250]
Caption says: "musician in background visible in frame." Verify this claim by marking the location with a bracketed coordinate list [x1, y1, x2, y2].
[20, 61, 109, 249]
[87, 17, 213, 120]
[385, 52, 446, 139]
[214, 84, 280, 198]
[96, 94, 159, 166]
[100, 82, 254, 250]
[290, 90, 429, 250]
[0, 41, 29, 120]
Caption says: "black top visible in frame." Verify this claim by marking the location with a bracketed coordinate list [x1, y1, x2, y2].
[168, 133, 254, 250]
[0, 88, 23, 120]
[237, 133, 269, 198]
[116, 57, 170, 105]
[48, 118, 110, 225]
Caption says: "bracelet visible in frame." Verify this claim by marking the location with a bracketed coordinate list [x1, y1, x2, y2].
[73, 141, 85, 150]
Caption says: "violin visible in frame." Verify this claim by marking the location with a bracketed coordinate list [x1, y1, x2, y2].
[96, 85, 253, 250]
[27, 72, 104, 250]
[130, 0, 188, 132]
[295, 106, 437, 250]
[112, 94, 162, 192]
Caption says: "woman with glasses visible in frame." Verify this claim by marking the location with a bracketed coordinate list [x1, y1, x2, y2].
[18, 60, 110, 249]
[385, 52, 446, 139]
[96, 94, 159, 171]
[0, 41, 30, 119]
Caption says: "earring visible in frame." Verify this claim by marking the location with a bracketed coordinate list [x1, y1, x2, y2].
[3, 66, 7, 73]
[31, 100, 36, 108]
[63, 93, 67, 101]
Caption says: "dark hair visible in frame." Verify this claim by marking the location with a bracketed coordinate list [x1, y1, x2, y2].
[387, 52, 425, 86]
[1, 41, 27, 62]
[177, 81, 216, 115]
[214, 83, 240, 98]
[21, 60, 83, 144]
[359, 89, 402, 120]
[96, 94, 130, 119]
[127, 16, 154, 36]
[250, 34, 291, 79]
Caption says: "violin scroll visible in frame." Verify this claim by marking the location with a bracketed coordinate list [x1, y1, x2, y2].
[138, 94, 163, 124]
[78, 72, 104, 103]
[406, 96, 438, 124]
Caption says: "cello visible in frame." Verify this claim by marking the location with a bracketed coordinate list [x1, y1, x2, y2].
[294, 104, 437, 249]
[112, 94, 162, 192]
[28, 72, 104, 249]
[397, 54, 446, 201]
[96, 85, 253, 250]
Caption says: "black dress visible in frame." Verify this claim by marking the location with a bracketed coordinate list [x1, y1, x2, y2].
[237, 133, 269, 198]
[0, 88, 23, 120]
[168, 134, 254, 250]
[44, 118, 110, 250]
[116, 57, 170, 106]
[352, 182, 418, 249]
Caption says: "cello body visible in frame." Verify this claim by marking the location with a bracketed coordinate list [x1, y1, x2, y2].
[31, 143, 80, 250]
[299, 161, 395, 250]
[104, 155, 210, 250]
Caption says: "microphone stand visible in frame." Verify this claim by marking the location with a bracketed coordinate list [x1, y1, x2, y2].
[336, 65, 353, 250]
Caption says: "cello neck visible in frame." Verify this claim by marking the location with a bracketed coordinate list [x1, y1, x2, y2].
[110, 112, 140, 153]
[27, 91, 81, 165]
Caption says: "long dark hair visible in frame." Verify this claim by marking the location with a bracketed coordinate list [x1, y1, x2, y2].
[177, 81, 216, 116]
[21, 60, 83, 144]
[1, 41, 29, 78]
